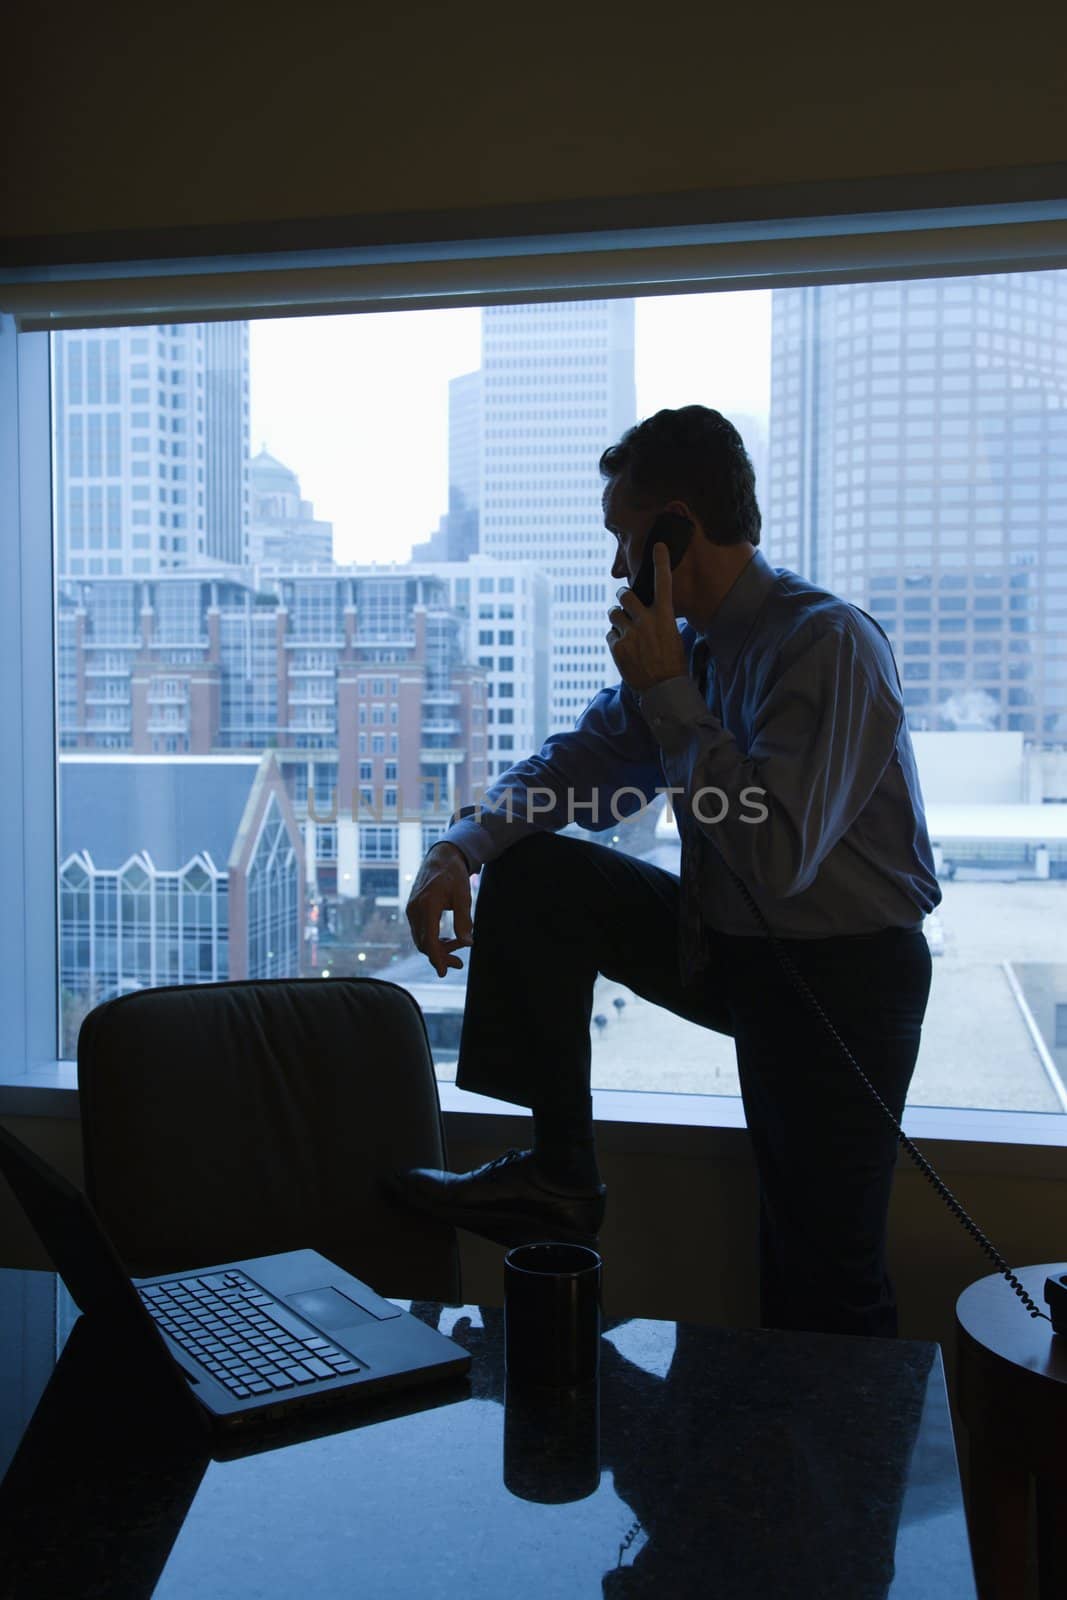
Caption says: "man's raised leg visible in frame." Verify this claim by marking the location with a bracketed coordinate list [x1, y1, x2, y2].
[388, 829, 732, 1247]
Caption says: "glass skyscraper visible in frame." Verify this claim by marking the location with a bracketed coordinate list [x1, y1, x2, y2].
[479, 299, 637, 740]
[53, 321, 250, 577]
[766, 272, 1067, 737]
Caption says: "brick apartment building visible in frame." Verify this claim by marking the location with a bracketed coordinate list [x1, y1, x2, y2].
[57, 568, 490, 909]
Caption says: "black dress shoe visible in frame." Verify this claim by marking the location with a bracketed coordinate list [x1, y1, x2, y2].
[384, 1148, 607, 1250]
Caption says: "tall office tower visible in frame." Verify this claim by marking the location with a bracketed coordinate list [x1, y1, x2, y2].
[447, 368, 482, 560]
[479, 300, 636, 752]
[410, 369, 483, 563]
[766, 273, 1067, 737]
[203, 321, 251, 564]
[53, 322, 251, 577]
[248, 447, 334, 566]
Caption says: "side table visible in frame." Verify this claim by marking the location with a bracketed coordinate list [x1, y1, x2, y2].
[956, 1262, 1067, 1600]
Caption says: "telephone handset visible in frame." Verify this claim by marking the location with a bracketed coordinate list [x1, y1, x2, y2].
[692, 610, 1055, 1329]
[631, 512, 695, 607]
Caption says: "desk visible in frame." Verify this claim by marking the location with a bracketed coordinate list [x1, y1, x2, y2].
[1, 1269, 975, 1599]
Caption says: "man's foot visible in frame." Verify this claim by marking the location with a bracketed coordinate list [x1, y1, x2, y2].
[383, 1148, 607, 1250]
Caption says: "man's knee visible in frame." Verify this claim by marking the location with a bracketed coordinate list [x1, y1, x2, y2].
[475, 832, 600, 930]
[478, 829, 574, 893]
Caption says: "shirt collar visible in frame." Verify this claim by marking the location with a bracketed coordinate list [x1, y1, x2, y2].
[697, 547, 777, 674]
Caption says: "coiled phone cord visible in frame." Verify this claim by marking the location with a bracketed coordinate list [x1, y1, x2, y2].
[721, 859, 1053, 1326]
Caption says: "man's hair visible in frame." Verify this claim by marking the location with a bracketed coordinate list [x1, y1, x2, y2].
[598, 405, 761, 547]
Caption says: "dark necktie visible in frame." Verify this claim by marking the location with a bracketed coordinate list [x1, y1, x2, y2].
[677, 639, 713, 985]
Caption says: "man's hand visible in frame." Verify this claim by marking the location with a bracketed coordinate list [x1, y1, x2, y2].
[606, 542, 687, 692]
[405, 841, 474, 978]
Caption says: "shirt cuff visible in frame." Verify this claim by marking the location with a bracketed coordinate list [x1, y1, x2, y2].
[435, 819, 486, 873]
[637, 675, 710, 752]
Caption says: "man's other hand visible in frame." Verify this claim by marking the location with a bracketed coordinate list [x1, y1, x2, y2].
[405, 841, 474, 977]
[607, 542, 687, 692]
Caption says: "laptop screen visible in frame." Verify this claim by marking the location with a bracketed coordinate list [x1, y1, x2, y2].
[0, 1121, 149, 1326]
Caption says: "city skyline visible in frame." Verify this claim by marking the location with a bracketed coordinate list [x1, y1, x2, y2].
[248, 292, 773, 566]
[48, 280, 1067, 1091]
[51, 273, 1067, 746]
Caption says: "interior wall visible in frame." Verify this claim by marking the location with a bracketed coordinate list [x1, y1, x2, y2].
[5, 0, 1067, 249]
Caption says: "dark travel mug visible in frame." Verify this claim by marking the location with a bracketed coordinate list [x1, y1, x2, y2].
[504, 1242, 602, 1388]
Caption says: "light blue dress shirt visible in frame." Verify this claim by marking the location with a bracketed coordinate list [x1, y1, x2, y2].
[442, 548, 942, 939]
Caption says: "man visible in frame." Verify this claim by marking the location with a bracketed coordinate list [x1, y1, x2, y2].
[394, 404, 940, 1338]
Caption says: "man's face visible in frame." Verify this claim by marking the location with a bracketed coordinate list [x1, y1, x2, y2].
[603, 479, 656, 587]
[603, 478, 692, 614]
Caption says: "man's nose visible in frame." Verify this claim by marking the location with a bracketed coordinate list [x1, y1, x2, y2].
[611, 550, 626, 580]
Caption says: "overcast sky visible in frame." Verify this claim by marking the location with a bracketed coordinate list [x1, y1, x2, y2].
[249, 290, 772, 566]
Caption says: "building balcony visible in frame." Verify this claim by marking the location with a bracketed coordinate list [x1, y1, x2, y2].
[288, 665, 336, 676]
[422, 690, 461, 706]
[421, 719, 463, 736]
[84, 718, 132, 734]
[146, 717, 189, 734]
[288, 690, 336, 706]
[84, 661, 134, 677]
[418, 746, 467, 764]
[146, 691, 189, 705]
[84, 692, 131, 707]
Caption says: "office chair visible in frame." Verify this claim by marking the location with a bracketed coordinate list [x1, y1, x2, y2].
[77, 976, 461, 1303]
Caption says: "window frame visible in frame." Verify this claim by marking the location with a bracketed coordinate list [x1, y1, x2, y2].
[3, 205, 1067, 1153]
[0, 322, 63, 1101]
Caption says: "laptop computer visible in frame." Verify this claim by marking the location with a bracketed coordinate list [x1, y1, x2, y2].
[0, 1121, 470, 1434]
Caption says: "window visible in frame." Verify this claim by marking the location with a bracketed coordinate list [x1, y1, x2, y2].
[3, 235, 1065, 1156]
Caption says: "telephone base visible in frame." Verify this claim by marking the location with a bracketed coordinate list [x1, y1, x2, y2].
[1043, 1272, 1067, 1335]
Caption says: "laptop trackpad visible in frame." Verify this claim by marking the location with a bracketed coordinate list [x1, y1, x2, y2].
[286, 1287, 380, 1330]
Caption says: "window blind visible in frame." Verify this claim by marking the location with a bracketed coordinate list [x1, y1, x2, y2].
[4, 203, 1067, 332]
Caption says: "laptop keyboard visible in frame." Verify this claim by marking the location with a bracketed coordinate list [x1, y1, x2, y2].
[139, 1269, 363, 1400]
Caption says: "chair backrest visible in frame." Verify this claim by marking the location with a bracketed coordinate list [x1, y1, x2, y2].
[78, 976, 460, 1303]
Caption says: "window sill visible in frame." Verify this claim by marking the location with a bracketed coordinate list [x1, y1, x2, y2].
[2, 1069, 1065, 1179]
[0, 1063, 80, 1117]
[437, 1081, 1067, 1178]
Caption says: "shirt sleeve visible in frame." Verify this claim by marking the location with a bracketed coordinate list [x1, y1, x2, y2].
[637, 621, 903, 899]
[438, 678, 667, 872]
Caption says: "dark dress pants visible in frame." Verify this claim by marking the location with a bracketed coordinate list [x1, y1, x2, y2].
[454, 830, 932, 1339]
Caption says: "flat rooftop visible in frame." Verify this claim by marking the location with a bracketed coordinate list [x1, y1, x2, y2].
[415, 878, 1067, 1115]
[925, 804, 1067, 842]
